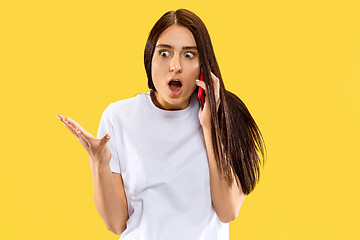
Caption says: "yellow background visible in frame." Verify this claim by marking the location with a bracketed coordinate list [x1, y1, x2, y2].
[1, 0, 359, 239]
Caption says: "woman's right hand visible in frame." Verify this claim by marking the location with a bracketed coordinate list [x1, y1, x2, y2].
[57, 114, 111, 165]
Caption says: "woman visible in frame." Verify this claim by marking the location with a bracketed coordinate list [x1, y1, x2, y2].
[57, 8, 266, 240]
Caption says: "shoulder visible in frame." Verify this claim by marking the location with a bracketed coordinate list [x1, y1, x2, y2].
[110, 92, 145, 112]
[111, 95, 138, 108]
[102, 92, 147, 119]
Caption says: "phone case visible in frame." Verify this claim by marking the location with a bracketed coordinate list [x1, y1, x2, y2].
[197, 70, 206, 109]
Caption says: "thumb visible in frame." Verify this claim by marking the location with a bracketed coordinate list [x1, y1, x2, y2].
[100, 133, 111, 145]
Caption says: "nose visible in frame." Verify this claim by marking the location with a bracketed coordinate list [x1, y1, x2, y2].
[169, 54, 182, 73]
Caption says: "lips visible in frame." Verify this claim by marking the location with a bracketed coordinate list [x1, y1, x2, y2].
[168, 77, 183, 86]
[168, 77, 183, 96]
[168, 85, 183, 96]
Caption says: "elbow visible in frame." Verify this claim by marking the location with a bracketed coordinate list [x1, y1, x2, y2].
[219, 210, 239, 223]
[219, 194, 245, 223]
[219, 215, 236, 224]
[107, 224, 126, 235]
[217, 209, 238, 223]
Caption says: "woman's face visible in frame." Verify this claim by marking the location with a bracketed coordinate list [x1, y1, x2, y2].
[151, 24, 201, 110]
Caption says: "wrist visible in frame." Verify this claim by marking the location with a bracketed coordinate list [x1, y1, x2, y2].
[202, 125, 212, 134]
[90, 158, 110, 171]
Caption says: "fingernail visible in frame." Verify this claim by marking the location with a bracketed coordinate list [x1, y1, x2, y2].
[56, 116, 61, 120]
[64, 121, 68, 123]
[77, 130, 81, 134]
[106, 136, 110, 139]
[196, 79, 199, 82]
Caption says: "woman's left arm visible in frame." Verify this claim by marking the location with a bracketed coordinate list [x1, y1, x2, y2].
[202, 127, 245, 223]
[195, 72, 245, 223]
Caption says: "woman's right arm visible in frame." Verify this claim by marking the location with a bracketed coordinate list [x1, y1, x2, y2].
[91, 161, 129, 235]
[57, 114, 129, 235]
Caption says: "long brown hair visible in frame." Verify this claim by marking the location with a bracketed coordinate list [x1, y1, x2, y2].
[144, 9, 267, 195]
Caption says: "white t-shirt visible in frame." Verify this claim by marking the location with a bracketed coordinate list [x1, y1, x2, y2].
[97, 90, 229, 240]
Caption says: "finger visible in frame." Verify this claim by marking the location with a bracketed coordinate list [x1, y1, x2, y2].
[58, 115, 82, 139]
[209, 72, 221, 106]
[65, 116, 81, 129]
[100, 133, 111, 145]
[210, 71, 219, 80]
[74, 126, 94, 140]
[65, 117, 94, 140]
[75, 126, 92, 144]
[57, 114, 68, 123]
[57, 115, 93, 139]
[59, 117, 92, 150]
[210, 72, 220, 91]
[63, 120, 81, 138]
[195, 80, 207, 94]
[204, 95, 209, 107]
[57, 114, 73, 130]
[199, 95, 208, 110]
[210, 71, 219, 88]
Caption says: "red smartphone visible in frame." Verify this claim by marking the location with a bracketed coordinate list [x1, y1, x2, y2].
[197, 70, 205, 109]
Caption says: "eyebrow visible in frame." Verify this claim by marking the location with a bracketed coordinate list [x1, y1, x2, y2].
[156, 44, 198, 50]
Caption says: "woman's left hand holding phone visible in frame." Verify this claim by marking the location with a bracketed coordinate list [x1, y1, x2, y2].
[195, 71, 221, 130]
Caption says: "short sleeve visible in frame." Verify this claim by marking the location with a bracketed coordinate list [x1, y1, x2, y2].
[96, 103, 122, 174]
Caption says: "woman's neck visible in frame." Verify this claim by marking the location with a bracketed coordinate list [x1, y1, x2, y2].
[150, 90, 190, 111]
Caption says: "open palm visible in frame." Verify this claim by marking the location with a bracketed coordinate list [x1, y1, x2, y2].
[57, 114, 112, 164]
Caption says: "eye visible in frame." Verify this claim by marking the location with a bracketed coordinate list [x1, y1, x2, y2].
[159, 50, 170, 57]
[185, 52, 196, 59]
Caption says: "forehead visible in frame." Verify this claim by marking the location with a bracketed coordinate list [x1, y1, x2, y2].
[156, 25, 196, 48]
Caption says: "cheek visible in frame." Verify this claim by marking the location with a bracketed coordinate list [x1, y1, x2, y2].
[184, 59, 200, 69]
[151, 58, 159, 77]
[151, 58, 166, 84]
[192, 59, 200, 67]
[185, 61, 200, 75]
[152, 57, 167, 73]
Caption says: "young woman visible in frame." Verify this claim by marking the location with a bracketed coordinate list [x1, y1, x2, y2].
[57, 9, 266, 240]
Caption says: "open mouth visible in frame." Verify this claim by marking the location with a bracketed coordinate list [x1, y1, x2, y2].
[168, 80, 183, 96]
